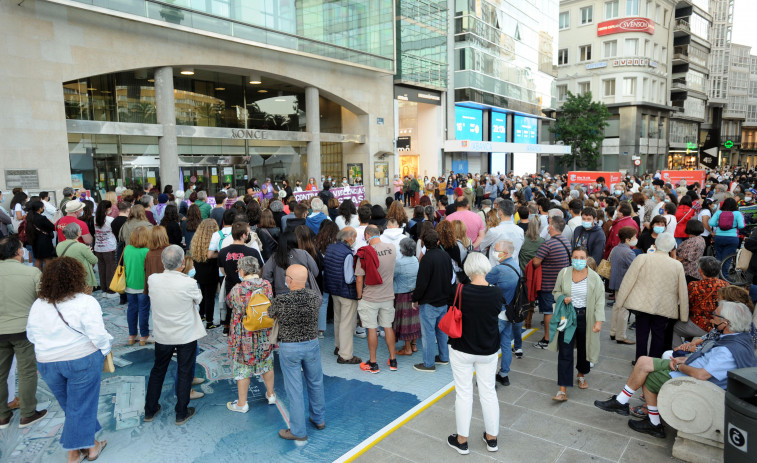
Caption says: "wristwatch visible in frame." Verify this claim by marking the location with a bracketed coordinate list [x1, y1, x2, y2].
[674, 363, 681, 372]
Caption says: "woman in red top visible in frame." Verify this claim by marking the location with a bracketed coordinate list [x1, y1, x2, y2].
[674, 195, 696, 244]
[305, 178, 318, 191]
[684, 256, 729, 337]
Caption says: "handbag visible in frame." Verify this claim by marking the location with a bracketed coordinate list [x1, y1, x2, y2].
[597, 259, 612, 279]
[736, 247, 752, 271]
[109, 251, 126, 294]
[243, 289, 274, 332]
[438, 283, 463, 339]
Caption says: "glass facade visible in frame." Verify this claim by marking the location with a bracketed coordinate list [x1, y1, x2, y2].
[71, 0, 395, 71]
[396, 0, 448, 90]
[454, 0, 558, 115]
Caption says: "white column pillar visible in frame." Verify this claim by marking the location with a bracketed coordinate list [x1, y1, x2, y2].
[155, 66, 180, 190]
[305, 86, 321, 182]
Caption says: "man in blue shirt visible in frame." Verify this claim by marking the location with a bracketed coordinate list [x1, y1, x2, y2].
[485, 239, 522, 387]
[594, 302, 757, 438]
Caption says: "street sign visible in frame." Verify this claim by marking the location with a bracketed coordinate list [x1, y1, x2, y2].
[633, 159, 641, 166]
[701, 147, 718, 169]
[686, 142, 697, 150]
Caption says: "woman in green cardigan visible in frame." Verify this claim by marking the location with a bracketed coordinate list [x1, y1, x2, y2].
[124, 226, 151, 345]
[55, 222, 98, 292]
[550, 247, 605, 401]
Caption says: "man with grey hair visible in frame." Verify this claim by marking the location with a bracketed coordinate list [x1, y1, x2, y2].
[479, 199, 524, 267]
[194, 190, 211, 219]
[306, 197, 331, 235]
[595, 301, 757, 438]
[532, 215, 571, 348]
[145, 245, 206, 426]
[59, 187, 75, 217]
[141, 194, 157, 225]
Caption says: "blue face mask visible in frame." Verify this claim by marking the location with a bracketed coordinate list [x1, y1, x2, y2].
[614, 190, 622, 196]
[188, 268, 196, 278]
[582, 221, 593, 229]
[571, 259, 587, 271]
[653, 225, 665, 234]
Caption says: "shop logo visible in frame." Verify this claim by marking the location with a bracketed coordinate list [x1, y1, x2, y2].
[461, 141, 468, 148]
[230, 129, 269, 140]
[597, 17, 655, 36]
[727, 423, 748, 452]
[620, 19, 650, 31]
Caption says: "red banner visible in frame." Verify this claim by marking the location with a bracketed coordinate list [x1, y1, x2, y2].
[567, 171, 623, 188]
[597, 17, 655, 36]
[660, 170, 706, 188]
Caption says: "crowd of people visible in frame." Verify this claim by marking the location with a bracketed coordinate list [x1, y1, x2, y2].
[1, 167, 757, 459]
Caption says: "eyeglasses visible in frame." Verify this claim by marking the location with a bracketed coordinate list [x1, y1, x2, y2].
[712, 313, 730, 324]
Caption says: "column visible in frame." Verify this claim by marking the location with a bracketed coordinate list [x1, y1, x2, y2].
[305, 86, 321, 183]
[154, 66, 179, 190]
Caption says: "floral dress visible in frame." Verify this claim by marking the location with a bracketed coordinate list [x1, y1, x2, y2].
[226, 278, 274, 380]
[686, 278, 729, 332]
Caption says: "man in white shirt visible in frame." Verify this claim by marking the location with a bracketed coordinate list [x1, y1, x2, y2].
[144, 245, 205, 426]
[563, 199, 584, 243]
[39, 191, 56, 222]
[380, 218, 406, 258]
[540, 209, 564, 240]
[479, 199, 524, 267]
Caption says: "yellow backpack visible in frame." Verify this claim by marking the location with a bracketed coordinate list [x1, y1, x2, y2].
[243, 289, 274, 332]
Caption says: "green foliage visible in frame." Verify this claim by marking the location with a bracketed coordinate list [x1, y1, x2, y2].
[552, 91, 611, 170]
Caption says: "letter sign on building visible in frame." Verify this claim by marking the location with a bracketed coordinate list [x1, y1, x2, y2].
[597, 17, 655, 36]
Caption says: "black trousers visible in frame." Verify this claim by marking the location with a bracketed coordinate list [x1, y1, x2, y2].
[634, 312, 669, 360]
[557, 309, 590, 387]
[145, 341, 197, 420]
[199, 283, 216, 323]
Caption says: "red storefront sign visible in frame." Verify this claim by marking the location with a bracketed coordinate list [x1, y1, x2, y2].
[567, 171, 623, 188]
[661, 170, 706, 187]
[597, 17, 655, 36]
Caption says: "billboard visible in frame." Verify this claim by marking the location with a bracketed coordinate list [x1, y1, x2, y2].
[661, 170, 706, 188]
[455, 106, 483, 141]
[513, 115, 538, 144]
[597, 17, 654, 36]
[567, 171, 623, 189]
[491, 111, 507, 142]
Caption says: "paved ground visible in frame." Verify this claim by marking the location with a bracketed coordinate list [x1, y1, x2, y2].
[355, 304, 686, 463]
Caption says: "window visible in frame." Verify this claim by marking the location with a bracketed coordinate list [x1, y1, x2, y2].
[581, 6, 593, 24]
[579, 45, 592, 62]
[605, 0, 619, 19]
[643, 77, 649, 99]
[559, 11, 570, 29]
[558, 48, 569, 65]
[653, 43, 659, 60]
[603, 79, 616, 96]
[663, 9, 668, 24]
[655, 3, 661, 23]
[624, 77, 637, 96]
[557, 85, 568, 101]
[661, 46, 667, 62]
[603, 40, 618, 57]
[644, 39, 650, 57]
[646, 0, 652, 17]
[626, 0, 639, 15]
[578, 81, 591, 95]
[625, 38, 639, 55]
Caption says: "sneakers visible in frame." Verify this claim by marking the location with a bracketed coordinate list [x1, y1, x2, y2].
[18, 409, 47, 428]
[534, 338, 549, 349]
[628, 418, 666, 438]
[279, 428, 308, 441]
[593, 396, 630, 416]
[513, 348, 523, 359]
[447, 434, 470, 455]
[222, 325, 229, 336]
[227, 400, 249, 413]
[267, 392, 277, 405]
[318, 330, 325, 339]
[387, 358, 398, 371]
[413, 363, 435, 372]
[378, 329, 385, 338]
[206, 323, 219, 330]
[144, 405, 161, 422]
[496, 374, 510, 386]
[434, 355, 449, 365]
[189, 389, 205, 400]
[482, 431, 498, 452]
[354, 327, 367, 338]
[337, 355, 362, 364]
[360, 361, 380, 374]
[175, 407, 196, 426]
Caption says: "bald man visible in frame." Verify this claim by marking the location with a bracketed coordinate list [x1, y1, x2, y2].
[269, 264, 325, 441]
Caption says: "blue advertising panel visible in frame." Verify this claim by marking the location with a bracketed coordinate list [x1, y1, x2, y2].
[452, 159, 469, 174]
[455, 106, 483, 141]
[513, 115, 538, 144]
[491, 111, 507, 142]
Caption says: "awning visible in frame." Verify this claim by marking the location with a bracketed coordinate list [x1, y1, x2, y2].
[443, 140, 571, 155]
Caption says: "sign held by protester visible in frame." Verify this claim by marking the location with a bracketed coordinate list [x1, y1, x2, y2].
[293, 185, 366, 204]
[567, 171, 623, 188]
[661, 170, 705, 188]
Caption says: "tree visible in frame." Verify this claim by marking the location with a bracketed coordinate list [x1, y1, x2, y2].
[552, 91, 611, 170]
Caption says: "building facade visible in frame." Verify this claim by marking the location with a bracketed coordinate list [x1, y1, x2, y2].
[703, 0, 734, 168]
[0, 0, 397, 201]
[556, 0, 677, 173]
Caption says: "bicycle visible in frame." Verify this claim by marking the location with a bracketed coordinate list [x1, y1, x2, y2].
[719, 250, 749, 286]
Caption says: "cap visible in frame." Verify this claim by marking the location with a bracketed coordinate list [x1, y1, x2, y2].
[65, 201, 85, 214]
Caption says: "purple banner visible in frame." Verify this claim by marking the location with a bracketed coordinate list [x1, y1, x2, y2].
[293, 185, 366, 204]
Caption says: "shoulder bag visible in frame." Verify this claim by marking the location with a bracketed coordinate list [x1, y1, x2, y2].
[53, 302, 114, 373]
[597, 247, 613, 280]
[109, 251, 126, 294]
[439, 283, 463, 338]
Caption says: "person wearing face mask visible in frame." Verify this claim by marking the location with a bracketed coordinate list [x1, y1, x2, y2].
[637, 215, 667, 254]
[549, 247, 605, 401]
[737, 188, 756, 207]
[293, 180, 303, 193]
[609, 227, 638, 345]
[55, 201, 93, 245]
[570, 207, 606, 264]
[603, 203, 638, 260]
[218, 222, 264, 330]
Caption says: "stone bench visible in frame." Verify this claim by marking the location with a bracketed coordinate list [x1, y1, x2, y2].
[657, 376, 724, 463]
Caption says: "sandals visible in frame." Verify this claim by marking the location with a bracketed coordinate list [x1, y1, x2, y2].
[128, 337, 138, 346]
[411, 342, 418, 353]
[86, 440, 107, 461]
[552, 391, 567, 402]
[577, 376, 588, 389]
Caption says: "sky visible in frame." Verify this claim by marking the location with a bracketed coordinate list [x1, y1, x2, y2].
[732, 2, 757, 50]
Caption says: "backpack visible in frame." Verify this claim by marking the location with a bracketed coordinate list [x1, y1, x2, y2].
[501, 262, 530, 323]
[17, 218, 28, 244]
[243, 288, 274, 332]
[718, 211, 735, 231]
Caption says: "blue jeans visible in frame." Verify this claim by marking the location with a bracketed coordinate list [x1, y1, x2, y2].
[419, 304, 449, 368]
[512, 320, 523, 350]
[37, 351, 103, 450]
[279, 339, 325, 438]
[127, 293, 150, 337]
[713, 235, 739, 261]
[537, 290, 555, 314]
[318, 293, 330, 332]
[498, 318, 514, 376]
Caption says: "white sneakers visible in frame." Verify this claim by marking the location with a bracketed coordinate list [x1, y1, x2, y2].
[267, 392, 277, 405]
[227, 400, 249, 413]
[354, 327, 367, 338]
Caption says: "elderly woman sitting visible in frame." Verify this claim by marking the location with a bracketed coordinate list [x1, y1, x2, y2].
[615, 233, 688, 361]
[225, 256, 276, 413]
[676, 256, 729, 341]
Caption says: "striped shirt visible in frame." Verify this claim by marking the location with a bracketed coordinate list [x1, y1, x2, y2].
[536, 235, 571, 291]
[571, 277, 588, 309]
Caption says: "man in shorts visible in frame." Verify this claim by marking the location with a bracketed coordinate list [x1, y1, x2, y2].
[355, 226, 396, 374]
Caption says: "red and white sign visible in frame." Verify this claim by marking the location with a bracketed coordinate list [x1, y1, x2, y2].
[597, 17, 655, 36]
[661, 170, 706, 188]
[567, 171, 623, 188]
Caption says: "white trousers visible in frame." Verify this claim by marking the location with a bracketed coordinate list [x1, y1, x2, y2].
[449, 346, 500, 438]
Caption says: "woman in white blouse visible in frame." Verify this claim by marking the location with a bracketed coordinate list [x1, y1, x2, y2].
[26, 257, 113, 463]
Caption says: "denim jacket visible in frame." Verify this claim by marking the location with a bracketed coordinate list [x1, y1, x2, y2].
[393, 255, 419, 294]
[484, 257, 521, 309]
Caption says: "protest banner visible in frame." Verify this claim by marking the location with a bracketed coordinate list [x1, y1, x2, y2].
[660, 170, 705, 188]
[293, 185, 366, 203]
[567, 171, 623, 188]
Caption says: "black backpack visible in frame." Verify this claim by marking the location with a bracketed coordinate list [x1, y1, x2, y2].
[500, 262, 530, 323]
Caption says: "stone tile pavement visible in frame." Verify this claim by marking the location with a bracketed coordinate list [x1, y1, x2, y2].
[355, 304, 686, 463]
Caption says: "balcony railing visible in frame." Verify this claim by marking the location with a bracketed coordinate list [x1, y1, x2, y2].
[675, 18, 690, 33]
[673, 46, 689, 60]
[720, 136, 742, 145]
[742, 142, 757, 150]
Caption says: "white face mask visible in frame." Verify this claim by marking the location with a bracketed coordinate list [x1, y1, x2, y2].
[628, 238, 638, 247]
[22, 248, 29, 262]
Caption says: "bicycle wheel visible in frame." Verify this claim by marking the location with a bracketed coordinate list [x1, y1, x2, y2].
[720, 252, 749, 286]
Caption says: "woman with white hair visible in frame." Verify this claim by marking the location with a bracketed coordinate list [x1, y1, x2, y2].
[446, 252, 503, 455]
[615, 233, 689, 362]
